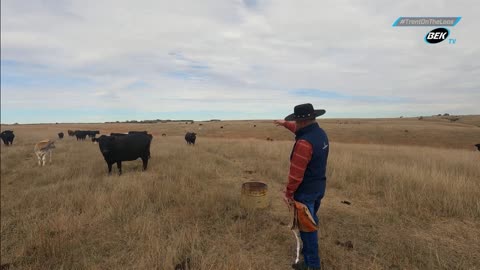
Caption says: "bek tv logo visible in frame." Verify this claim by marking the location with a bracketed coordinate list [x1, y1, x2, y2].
[425, 28, 449, 44]
[392, 17, 460, 45]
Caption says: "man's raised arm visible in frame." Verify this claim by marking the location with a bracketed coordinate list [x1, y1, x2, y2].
[274, 120, 297, 133]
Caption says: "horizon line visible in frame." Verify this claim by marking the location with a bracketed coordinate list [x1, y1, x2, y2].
[2, 114, 477, 125]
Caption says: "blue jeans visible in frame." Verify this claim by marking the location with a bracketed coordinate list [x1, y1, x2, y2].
[294, 184, 325, 268]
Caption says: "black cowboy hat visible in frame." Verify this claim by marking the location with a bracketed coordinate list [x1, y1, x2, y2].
[284, 103, 326, 121]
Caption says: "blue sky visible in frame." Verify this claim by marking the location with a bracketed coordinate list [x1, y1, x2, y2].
[1, 0, 479, 123]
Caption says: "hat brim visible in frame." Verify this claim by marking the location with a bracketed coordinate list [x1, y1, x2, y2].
[284, 109, 326, 121]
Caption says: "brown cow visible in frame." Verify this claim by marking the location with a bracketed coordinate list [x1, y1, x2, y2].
[34, 140, 56, 166]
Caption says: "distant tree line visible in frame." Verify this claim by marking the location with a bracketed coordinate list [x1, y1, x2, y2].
[104, 119, 197, 124]
[415, 113, 460, 122]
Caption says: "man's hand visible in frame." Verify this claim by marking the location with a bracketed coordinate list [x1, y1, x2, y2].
[274, 120, 286, 126]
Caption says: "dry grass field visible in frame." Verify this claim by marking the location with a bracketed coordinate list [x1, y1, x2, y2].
[1, 116, 480, 269]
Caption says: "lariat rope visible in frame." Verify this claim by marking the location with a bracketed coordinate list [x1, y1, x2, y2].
[291, 229, 301, 264]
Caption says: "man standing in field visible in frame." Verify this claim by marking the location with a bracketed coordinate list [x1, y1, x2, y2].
[275, 103, 329, 270]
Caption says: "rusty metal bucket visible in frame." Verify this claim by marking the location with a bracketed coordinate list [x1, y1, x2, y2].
[240, 181, 269, 209]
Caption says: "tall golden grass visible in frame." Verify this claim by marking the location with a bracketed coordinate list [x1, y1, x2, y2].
[1, 121, 480, 269]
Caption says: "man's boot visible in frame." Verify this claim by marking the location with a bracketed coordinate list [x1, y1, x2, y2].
[292, 262, 320, 270]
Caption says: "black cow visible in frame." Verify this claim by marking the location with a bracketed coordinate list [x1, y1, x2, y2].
[128, 131, 148, 135]
[185, 132, 197, 145]
[96, 133, 152, 175]
[0, 130, 15, 146]
[74, 130, 88, 141]
[86, 130, 100, 138]
[475, 144, 480, 151]
[91, 135, 104, 143]
[110, 133, 128, 137]
[58, 132, 64, 139]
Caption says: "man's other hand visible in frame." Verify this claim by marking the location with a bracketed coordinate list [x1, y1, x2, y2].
[274, 120, 286, 126]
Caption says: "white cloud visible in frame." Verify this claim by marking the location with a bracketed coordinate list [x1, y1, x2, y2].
[1, 0, 479, 122]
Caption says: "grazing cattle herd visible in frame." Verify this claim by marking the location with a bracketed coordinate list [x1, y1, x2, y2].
[0, 129, 201, 175]
[1, 127, 479, 174]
